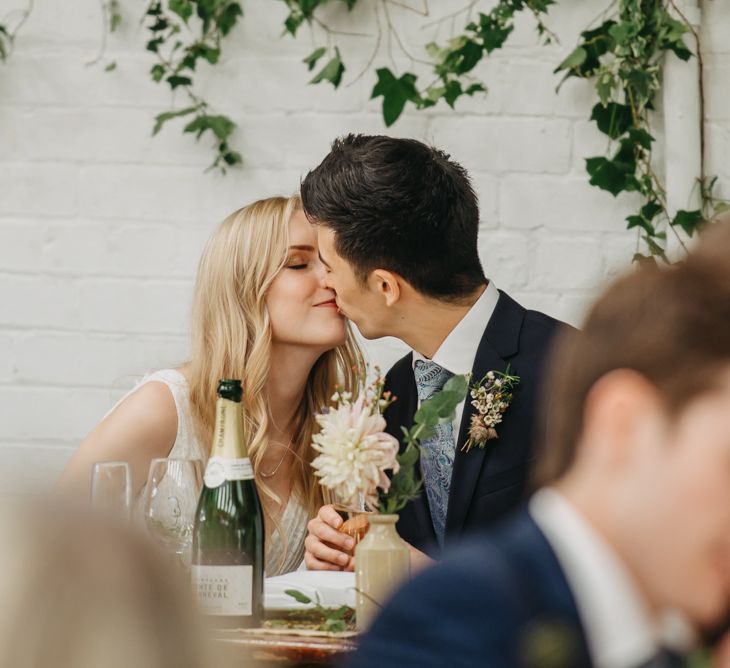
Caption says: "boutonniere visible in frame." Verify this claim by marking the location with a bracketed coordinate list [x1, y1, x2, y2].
[462, 366, 520, 452]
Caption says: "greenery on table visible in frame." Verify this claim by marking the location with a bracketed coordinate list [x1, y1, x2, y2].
[378, 373, 468, 515]
[0, 0, 726, 258]
[273, 590, 355, 633]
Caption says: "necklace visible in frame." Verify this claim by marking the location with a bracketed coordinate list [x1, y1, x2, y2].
[259, 440, 294, 478]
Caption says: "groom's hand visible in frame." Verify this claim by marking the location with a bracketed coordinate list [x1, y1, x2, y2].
[304, 504, 355, 571]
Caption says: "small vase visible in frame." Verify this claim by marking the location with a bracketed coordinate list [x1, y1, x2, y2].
[354, 514, 410, 631]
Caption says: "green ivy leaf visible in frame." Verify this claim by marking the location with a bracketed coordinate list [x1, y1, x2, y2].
[642, 234, 668, 261]
[626, 68, 656, 100]
[152, 106, 198, 135]
[303, 47, 327, 72]
[450, 39, 484, 72]
[217, 3, 243, 36]
[590, 102, 633, 140]
[443, 80, 462, 108]
[586, 156, 634, 197]
[632, 253, 657, 267]
[626, 215, 654, 235]
[556, 46, 587, 73]
[371, 68, 420, 127]
[628, 127, 654, 150]
[640, 201, 662, 222]
[284, 13, 305, 36]
[309, 47, 345, 88]
[146, 37, 164, 53]
[167, 74, 193, 89]
[150, 63, 166, 82]
[608, 22, 633, 46]
[184, 113, 236, 141]
[596, 71, 617, 106]
[465, 83, 486, 96]
[671, 209, 703, 236]
[109, 8, 122, 33]
[169, 0, 193, 23]
[105, 61, 117, 72]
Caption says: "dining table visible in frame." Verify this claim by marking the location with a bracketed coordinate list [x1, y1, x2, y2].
[213, 627, 357, 667]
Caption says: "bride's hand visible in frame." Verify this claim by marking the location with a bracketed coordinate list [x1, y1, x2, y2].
[304, 504, 356, 571]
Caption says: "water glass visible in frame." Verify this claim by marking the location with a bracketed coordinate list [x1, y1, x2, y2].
[142, 458, 203, 558]
[90, 461, 132, 518]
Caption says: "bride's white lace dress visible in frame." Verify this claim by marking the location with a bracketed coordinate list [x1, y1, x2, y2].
[107, 369, 308, 575]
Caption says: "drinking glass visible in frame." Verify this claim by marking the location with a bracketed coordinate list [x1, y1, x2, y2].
[90, 461, 132, 518]
[142, 458, 203, 559]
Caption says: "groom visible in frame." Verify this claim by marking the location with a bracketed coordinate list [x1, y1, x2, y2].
[301, 134, 567, 569]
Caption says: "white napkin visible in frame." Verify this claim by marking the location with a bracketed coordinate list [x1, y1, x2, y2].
[264, 570, 356, 610]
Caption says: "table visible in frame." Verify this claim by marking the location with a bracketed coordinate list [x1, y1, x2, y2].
[214, 628, 357, 666]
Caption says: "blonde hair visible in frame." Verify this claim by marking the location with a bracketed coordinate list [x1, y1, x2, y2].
[187, 195, 362, 555]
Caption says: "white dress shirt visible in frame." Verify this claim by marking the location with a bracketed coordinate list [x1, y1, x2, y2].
[530, 489, 693, 668]
[411, 279, 500, 440]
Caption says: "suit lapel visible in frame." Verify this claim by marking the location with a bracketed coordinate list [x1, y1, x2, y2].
[445, 290, 525, 537]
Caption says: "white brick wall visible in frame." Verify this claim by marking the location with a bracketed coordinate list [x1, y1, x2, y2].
[1, 0, 728, 489]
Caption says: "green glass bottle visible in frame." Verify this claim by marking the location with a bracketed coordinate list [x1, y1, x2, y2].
[191, 379, 264, 628]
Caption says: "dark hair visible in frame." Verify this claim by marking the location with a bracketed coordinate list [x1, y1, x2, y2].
[300, 134, 486, 301]
[534, 222, 730, 487]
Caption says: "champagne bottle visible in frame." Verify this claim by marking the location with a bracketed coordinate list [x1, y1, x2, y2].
[191, 379, 264, 628]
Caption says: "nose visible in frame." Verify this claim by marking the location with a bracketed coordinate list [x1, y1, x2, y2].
[314, 260, 331, 289]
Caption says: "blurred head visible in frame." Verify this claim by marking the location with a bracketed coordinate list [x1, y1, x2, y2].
[0, 503, 210, 668]
[301, 134, 486, 338]
[188, 195, 362, 540]
[535, 223, 730, 629]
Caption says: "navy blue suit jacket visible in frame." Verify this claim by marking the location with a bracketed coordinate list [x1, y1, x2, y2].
[346, 510, 593, 668]
[384, 289, 567, 555]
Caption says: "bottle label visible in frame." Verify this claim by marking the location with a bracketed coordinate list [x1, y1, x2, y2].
[204, 456, 254, 488]
[191, 565, 253, 616]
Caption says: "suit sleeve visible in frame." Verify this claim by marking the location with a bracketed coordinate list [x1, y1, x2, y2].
[345, 543, 521, 668]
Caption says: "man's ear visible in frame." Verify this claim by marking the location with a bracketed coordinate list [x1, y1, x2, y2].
[581, 369, 666, 469]
[369, 269, 401, 307]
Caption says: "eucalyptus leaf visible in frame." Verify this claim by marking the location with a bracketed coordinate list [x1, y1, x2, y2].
[285, 589, 313, 604]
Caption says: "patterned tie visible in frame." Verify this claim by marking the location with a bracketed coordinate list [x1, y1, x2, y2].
[413, 358, 455, 545]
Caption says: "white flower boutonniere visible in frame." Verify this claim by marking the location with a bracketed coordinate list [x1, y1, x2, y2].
[462, 366, 520, 453]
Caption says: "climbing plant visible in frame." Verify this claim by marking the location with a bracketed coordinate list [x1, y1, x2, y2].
[1, 0, 725, 257]
[555, 0, 711, 260]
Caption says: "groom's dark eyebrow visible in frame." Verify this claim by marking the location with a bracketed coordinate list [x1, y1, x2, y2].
[318, 251, 331, 268]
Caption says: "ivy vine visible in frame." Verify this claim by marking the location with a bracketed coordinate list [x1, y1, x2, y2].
[0, 0, 33, 62]
[284, 0, 725, 260]
[1, 0, 726, 258]
[144, 0, 243, 172]
[555, 0, 712, 261]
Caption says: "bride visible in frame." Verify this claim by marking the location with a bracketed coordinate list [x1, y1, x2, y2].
[58, 194, 362, 575]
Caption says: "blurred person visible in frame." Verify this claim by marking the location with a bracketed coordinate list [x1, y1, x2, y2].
[58, 195, 362, 575]
[0, 501, 221, 668]
[347, 222, 730, 668]
[300, 134, 568, 572]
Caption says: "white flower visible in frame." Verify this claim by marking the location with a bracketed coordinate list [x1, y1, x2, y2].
[311, 394, 400, 509]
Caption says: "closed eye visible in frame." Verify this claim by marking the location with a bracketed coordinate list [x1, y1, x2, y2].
[287, 264, 307, 270]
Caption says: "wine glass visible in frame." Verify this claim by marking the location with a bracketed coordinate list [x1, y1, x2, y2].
[90, 461, 132, 518]
[142, 458, 203, 561]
